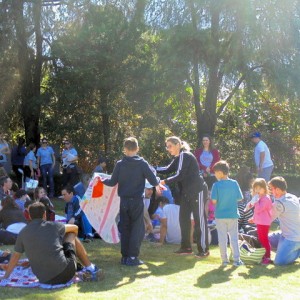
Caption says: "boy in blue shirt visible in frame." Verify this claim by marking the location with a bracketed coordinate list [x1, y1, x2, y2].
[102, 137, 161, 266]
[211, 160, 243, 267]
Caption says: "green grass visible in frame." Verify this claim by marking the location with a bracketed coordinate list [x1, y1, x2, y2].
[1, 199, 300, 300]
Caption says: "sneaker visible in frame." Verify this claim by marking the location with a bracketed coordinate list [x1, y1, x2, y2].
[261, 257, 273, 265]
[120, 256, 128, 265]
[221, 261, 229, 267]
[233, 260, 244, 267]
[125, 257, 144, 266]
[174, 248, 193, 255]
[195, 251, 210, 258]
[81, 266, 105, 282]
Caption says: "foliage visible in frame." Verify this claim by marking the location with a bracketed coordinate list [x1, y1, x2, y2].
[0, 0, 299, 173]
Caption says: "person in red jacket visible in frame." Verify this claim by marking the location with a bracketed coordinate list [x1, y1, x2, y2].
[194, 135, 220, 189]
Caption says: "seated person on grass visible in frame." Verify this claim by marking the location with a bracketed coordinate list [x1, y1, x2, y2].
[0, 202, 103, 284]
[158, 197, 182, 245]
[62, 186, 94, 241]
[0, 196, 27, 245]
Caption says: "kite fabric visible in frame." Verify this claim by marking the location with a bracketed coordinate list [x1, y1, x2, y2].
[80, 173, 120, 244]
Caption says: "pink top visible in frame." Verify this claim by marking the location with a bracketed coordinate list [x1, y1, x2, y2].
[253, 195, 273, 226]
[208, 200, 215, 221]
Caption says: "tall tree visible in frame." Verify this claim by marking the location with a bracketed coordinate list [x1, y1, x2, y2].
[147, 0, 300, 145]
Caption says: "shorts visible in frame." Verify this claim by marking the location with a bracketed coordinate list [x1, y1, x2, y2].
[43, 242, 77, 285]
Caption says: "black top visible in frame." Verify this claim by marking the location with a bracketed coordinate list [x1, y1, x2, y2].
[15, 220, 68, 283]
[0, 207, 27, 229]
[157, 151, 205, 199]
[103, 155, 159, 198]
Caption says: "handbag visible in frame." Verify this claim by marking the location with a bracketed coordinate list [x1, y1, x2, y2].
[25, 178, 39, 191]
[239, 240, 265, 264]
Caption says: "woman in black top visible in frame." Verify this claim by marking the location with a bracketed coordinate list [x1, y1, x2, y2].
[0, 196, 27, 244]
[157, 136, 209, 257]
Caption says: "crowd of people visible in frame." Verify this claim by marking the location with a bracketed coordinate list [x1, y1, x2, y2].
[0, 132, 299, 285]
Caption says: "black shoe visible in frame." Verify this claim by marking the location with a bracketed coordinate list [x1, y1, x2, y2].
[76, 262, 84, 271]
[125, 257, 144, 266]
[120, 256, 128, 265]
[195, 251, 210, 258]
[174, 248, 193, 255]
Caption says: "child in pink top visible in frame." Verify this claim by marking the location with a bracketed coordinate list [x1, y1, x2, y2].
[245, 178, 273, 264]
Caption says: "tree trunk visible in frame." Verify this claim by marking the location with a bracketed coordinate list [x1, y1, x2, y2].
[12, 0, 42, 145]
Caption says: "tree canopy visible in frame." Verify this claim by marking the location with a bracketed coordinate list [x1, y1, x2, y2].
[0, 0, 299, 173]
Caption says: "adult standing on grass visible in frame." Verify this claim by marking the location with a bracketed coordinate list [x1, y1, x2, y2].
[194, 134, 220, 189]
[268, 176, 300, 265]
[0, 134, 10, 175]
[250, 132, 274, 181]
[23, 143, 38, 181]
[61, 139, 79, 187]
[157, 136, 209, 258]
[11, 137, 26, 188]
[0, 202, 103, 283]
[102, 137, 161, 266]
[36, 138, 56, 198]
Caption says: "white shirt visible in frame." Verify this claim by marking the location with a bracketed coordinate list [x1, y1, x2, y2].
[254, 140, 273, 168]
[161, 204, 181, 244]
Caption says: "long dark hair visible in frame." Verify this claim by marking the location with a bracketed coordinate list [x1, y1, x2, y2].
[1, 196, 19, 209]
[201, 134, 214, 151]
[26, 142, 36, 155]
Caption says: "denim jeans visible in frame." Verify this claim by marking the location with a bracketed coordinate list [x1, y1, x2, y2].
[258, 165, 274, 181]
[40, 163, 54, 197]
[273, 234, 300, 265]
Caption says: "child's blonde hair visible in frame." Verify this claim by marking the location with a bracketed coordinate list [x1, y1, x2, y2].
[252, 178, 269, 195]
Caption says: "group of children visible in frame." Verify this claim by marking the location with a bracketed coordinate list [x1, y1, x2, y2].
[211, 160, 273, 266]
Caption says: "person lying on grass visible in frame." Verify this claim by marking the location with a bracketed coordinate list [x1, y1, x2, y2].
[0, 202, 104, 284]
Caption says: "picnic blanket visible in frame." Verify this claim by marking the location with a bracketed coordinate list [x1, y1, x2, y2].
[80, 173, 120, 244]
[0, 259, 81, 289]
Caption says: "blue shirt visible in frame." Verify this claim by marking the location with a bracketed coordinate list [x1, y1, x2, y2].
[15, 199, 25, 211]
[211, 179, 243, 219]
[36, 146, 54, 165]
[200, 150, 213, 168]
[11, 146, 26, 165]
[24, 150, 37, 169]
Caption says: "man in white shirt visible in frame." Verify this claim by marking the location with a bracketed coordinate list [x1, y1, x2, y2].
[250, 132, 274, 181]
[159, 197, 182, 245]
[268, 176, 300, 265]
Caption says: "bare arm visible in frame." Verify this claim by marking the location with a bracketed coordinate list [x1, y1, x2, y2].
[52, 153, 56, 168]
[258, 151, 265, 171]
[1, 252, 22, 279]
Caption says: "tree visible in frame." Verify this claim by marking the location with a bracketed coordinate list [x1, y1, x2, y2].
[147, 0, 300, 145]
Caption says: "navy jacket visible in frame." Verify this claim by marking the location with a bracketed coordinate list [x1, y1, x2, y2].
[103, 155, 159, 198]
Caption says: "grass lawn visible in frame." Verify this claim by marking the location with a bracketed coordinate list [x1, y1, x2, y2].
[1, 199, 300, 300]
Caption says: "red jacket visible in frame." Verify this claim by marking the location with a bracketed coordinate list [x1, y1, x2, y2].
[194, 148, 220, 173]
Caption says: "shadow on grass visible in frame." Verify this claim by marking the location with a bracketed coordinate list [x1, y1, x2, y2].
[195, 265, 237, 288]
[195, 261, 300, 289]
[76, 242, 198, 294]
[238, 261, 300, 280]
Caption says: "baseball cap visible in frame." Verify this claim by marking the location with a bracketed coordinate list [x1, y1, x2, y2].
[250, 132, 261, 138]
